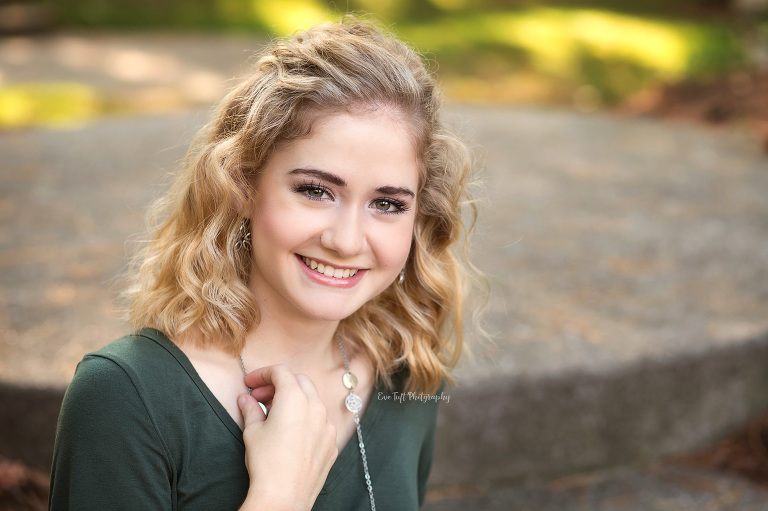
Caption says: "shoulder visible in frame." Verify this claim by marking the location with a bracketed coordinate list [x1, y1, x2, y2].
[85, 328, 179, 369]
[74, 329, 182, 383]
[51, 331, 179, 510]
[63, 329, 188, 417]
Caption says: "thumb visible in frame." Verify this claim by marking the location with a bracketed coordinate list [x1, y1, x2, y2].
[238, 393, 267, 427]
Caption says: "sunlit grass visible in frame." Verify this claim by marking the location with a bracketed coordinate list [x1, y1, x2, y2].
[250, 0, 331, 34]
[409, 9, 741, 104]
[2, 3, 746, 128]
[399, 7, 742, 104]
[0, 83, 101, 129]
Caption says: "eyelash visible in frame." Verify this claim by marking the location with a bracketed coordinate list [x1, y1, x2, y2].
[292, 181, 410, 215]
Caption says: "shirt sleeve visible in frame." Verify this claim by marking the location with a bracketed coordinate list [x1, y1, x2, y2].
[49, 355, 174, 511]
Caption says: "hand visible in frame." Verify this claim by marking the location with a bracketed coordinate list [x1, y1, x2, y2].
[237, 365, 338, 511]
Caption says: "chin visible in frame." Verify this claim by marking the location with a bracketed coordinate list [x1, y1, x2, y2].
[303, 304, 363, 322]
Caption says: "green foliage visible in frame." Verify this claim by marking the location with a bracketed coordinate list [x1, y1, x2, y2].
[0, 83, 101, 128]
[9, 0, 750, 128]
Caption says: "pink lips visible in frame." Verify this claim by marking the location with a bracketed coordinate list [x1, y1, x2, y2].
[296, 254, 366, 288]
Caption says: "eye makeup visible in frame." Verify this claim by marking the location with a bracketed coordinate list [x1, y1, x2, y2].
[289, 167, 414, 215]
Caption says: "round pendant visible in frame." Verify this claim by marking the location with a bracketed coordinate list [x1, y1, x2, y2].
[345, 392, 363, 414]
[342, 371, 358, 390]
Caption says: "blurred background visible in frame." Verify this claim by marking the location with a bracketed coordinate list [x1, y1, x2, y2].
[0, 0, 766, 130]
[1, 1, 768, 510]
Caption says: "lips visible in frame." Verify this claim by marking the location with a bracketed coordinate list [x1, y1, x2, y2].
[300, 256, 360, 279]
[296, 254, 366, 288]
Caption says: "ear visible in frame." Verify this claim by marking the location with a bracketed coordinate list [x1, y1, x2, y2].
[231, 175, 255, 217]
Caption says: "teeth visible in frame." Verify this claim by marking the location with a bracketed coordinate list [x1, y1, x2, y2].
[301, 256, 359, 279]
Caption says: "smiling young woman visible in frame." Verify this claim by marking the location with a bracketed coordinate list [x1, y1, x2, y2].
[49, 16, 482, 511]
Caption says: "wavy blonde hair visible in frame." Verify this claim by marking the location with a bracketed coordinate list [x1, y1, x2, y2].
[127, 17, 481, 394]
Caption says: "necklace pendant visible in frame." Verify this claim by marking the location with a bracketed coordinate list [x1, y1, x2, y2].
[342, 371, 358, 390]
[345, 392, 363, 414]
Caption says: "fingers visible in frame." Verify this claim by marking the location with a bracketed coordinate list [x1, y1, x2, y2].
[250, 384, 275, 404]
[295, 373, 321, 402]
[238, 393, 267, 428]
[244, 365, 322, 410]
[238, 364, 337, 507]
[244, 364, 297, 391]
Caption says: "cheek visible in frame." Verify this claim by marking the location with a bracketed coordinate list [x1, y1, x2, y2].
[251, 198, 312, 254]
[372, 220, 415, 269]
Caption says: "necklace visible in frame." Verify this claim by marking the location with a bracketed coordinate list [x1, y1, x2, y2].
[239, 335, 376, 510]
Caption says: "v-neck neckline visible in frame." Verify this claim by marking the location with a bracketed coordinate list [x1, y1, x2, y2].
[135, 328, 384, 489]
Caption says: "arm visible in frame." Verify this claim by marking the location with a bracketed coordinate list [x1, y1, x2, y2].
[49, 356, 172, 511]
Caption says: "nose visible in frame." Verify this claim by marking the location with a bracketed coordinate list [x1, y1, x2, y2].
[320, 206, 366, 258]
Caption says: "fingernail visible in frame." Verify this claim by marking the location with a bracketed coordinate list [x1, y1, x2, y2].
[238, 395, 247, 410]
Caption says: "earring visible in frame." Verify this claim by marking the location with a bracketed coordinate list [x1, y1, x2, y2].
[398, 267, 405, 285]
[234, 219, 251, 251]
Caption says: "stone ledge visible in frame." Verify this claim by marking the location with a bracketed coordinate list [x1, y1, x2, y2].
[432, 334, 768, 487]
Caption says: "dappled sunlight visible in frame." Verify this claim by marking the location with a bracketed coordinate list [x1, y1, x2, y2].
[251, 0, 331, 34]
[105, 49, 182, 82]
[0, 34, 243, 128]
[564, 10, 688, 75]
[52, 37, 99, 70]
[444, 72, 565, 104]
[0, 3, 746, 126]
[405, 8, 710, 79]
[354, 0, 408, 21]
[0, 83, 99, 128]
[399, 6, 740, 105]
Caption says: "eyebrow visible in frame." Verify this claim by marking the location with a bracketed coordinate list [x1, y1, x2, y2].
[289, 168, 346, 187]
[289, 168, 415, 198]
[375, 185, 415, 199]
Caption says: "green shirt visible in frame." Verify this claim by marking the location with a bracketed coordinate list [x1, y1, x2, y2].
[49, 329, 439, 510]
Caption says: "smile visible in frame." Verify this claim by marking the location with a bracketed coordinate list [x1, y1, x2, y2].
[300, 256, 360, 279]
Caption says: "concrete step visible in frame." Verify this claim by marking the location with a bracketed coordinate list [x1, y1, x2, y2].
[426, 106, 768, 487]
[423, 463, 768, 511]
[2, 106, 767, 487]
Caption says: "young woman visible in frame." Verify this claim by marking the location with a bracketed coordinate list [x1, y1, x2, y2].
[49, 17, 479, 511]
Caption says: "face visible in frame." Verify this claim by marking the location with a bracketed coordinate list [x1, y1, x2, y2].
[246, 109, 420, 323]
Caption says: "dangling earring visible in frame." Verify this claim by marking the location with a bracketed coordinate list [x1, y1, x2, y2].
[234, 219, 251, 251]
[398, 267, 405, 285]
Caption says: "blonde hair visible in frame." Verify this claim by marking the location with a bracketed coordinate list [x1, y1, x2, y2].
[127, 17, 481, 394]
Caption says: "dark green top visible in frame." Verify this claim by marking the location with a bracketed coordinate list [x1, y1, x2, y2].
[49, 329, 439, 511]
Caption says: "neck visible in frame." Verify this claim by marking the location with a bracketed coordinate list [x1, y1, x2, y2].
[241, 310, 342, 375]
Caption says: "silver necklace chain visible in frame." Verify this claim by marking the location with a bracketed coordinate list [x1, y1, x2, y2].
[337, 334, 376, 511]
[238, 335, 376, 511]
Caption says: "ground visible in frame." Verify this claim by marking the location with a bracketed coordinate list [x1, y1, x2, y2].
[1, 62, 767, 511]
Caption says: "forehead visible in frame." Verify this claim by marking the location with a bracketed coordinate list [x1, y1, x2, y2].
[264, 110, 421, 188]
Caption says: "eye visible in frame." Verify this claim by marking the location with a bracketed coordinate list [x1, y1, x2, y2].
[306, 187, 326, 199]
[372, 198, 409, 214]
[293, 182, 332, 201]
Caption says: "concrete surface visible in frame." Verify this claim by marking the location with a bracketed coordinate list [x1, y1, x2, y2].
[1, 32, 768, 507]
[424, 464, 768, 511]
